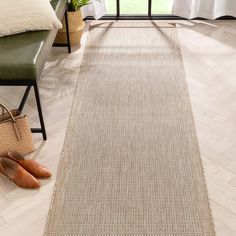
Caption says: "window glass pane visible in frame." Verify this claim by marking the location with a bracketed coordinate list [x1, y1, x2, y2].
[104, 0, 174, 15]
[120, 0, 148, 15]
[104, 0, 116, 14]
[152, 0, 173, 14]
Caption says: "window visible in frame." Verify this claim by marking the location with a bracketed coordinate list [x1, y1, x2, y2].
[152, 0, 174, 14]
[120, 0, 148, 15]
[104, 0, 174, 16]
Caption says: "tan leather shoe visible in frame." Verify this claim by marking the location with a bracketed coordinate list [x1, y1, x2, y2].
[7, 151, 52, 178]
[0, 157, 40, 188]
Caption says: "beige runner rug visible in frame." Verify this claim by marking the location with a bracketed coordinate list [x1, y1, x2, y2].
[45, 21, 215, 235]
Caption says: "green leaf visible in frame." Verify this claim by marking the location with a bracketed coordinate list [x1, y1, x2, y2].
[68, 0, 91, 11]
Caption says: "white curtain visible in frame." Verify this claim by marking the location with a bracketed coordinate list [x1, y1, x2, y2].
[81, 0, 106, 20]
[172, 0, 236, 19]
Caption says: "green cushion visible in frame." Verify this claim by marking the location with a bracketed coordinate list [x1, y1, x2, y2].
[0, 0, 67, 81]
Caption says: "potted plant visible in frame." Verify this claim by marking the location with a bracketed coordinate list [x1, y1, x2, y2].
[55, 0, 90, 46]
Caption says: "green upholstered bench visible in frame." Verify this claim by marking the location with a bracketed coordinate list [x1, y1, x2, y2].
[0, 0, 71, 140]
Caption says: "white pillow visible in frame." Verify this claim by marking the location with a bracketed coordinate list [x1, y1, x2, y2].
[0, 0, 62, 37]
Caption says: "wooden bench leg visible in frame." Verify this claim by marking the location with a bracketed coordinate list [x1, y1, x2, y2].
[32, 82, 47, 140]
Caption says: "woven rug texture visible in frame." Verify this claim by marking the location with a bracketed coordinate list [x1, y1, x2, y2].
[45, 21, 215, 236]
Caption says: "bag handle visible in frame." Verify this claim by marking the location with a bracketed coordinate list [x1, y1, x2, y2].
[0, 104, 22, 141]
[0, 104, 16, 123]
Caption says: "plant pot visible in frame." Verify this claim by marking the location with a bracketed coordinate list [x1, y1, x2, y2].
[54, 9, 85, 46]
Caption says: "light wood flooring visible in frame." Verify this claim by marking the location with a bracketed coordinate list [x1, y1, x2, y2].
[0, 20, 236, 236]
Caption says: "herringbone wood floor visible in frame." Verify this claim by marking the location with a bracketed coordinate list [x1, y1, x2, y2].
[0, 20, 235, 236]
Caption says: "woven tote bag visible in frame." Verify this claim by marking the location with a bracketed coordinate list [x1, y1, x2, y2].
[0, 104, 35, 156]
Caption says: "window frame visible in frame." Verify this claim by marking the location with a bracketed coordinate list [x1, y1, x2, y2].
[85, 0, 235, 20]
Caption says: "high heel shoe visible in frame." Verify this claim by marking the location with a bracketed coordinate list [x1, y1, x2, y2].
[6, 151, 52, 178]
[0, 157, 40, 188]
